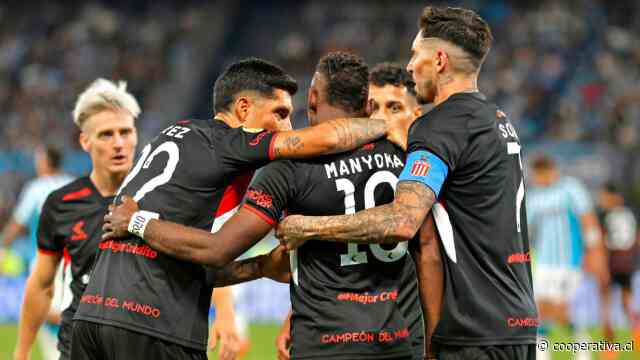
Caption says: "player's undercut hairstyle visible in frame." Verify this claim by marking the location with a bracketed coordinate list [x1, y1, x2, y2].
[213, 58, 298, 113]
[73, 78, 141, 129]
[369, 62, 418, 99]
[316, 51, 369, 114]
[419, 6, 493, 73]
[44, 145, 63, 170]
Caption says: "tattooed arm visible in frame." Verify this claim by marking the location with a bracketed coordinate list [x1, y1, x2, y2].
[271, 117, 405, 158]
[209, 245, 290, 287]
[277, 181, 434, 248]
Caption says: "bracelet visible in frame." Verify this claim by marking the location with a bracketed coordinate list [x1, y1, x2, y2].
[128, 211, 160, 238]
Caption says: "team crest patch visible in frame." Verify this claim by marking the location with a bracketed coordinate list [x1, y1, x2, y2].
[410, 156, 430, 177]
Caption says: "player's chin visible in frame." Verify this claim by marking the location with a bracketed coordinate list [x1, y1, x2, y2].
[108, 162, 131, 174]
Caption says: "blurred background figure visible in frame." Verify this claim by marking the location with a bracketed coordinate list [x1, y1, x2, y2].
[527, 154, 607, 360]
[0, 0, 639, 359]
[598, 183, 640, 355]
[0, 145, 73, 360]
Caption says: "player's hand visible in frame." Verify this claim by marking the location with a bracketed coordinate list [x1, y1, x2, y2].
[209, 313, 241, 360]
[102, 196, 139, 240]
[382, 117, 408, 151]
[276, 315, 292, 360]
[276, 215, 311, 250]
[13, 348, 30, 360]
[260, 245, 291, 283]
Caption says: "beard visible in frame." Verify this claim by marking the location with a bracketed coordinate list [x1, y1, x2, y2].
[416, 78, 436, 104]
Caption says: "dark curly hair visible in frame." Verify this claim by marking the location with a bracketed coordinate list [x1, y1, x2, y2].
[369, 62, 418, 99]
[419, 6, 493, 71]
[214, 58, 298, 113]
[316, 51, 369, 114]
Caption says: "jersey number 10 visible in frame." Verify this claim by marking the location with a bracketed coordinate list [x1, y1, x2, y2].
[335, 171, 408, 266]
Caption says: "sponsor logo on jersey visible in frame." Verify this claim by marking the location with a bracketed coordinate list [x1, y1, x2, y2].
[248, 131, 270, 146]
[507, 252, 531, 264]
[410, 156, 430, 177]
[70, 221, 88, 241]
[246, 188, 273, 209]
[507, 317, 539, 328]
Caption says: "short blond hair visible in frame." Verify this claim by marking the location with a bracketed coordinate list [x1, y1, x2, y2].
[73, 78, 141, 128]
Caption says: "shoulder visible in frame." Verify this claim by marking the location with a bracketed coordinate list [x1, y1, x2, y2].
[47, 177, 93, 204]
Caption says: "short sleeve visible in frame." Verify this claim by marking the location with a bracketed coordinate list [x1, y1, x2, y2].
[36, 194, 64, 255]
[221, 127, 279, 170]
[12, 182, 38, 226]
[565, 178, 593, 216]
[407, 111, 468, 172]
[243, 160, 297, 225]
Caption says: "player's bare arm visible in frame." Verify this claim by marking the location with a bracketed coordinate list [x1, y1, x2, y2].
[104, 196, 290, 282]
[272, 116, 405, 158]
[277, 181, 434, 249]
[410, 214, 443, 360]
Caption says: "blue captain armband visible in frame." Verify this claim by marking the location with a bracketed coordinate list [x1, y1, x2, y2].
[398, 150, 448, 197]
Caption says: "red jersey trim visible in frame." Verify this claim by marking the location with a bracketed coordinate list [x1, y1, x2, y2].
[62, 187, 92, 201]
[242, 204, 277, 226]
[268, 132, 279, 160]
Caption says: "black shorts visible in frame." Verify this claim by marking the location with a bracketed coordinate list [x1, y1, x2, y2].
[70, 320, 207, 360]
[58, 320, 73, 360]
[611, 272, 633, 289]
[435, 344, 536, 360]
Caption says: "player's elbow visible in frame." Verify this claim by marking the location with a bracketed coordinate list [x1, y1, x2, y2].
[200, 251, 233, 268]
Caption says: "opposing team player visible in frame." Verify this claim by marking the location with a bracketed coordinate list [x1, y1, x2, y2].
[73, 58, 401, 360]
[278, 6, 539, 360]
[13, 79, 139, 360]
[104, 52, 424, 360]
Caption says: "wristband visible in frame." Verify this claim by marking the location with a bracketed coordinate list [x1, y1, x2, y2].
[128, 211, 160, 239]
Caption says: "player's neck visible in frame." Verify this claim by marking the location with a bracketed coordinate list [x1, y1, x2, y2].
[90, 168, 126, 197]
[215, 112, 242, 128]
[433, 74, 479, 107]
[315, 107, 363, 125]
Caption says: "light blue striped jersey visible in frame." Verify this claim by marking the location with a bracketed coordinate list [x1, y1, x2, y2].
[11, 174, 74, 264]
[526, 176, 592, 269]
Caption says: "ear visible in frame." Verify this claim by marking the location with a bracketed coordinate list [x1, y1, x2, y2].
[234, 97, 251, 123]
[79, 132, 90, 153]
[308, 88, 318, 112]
[436, 50, 448, 73]
[365, 98, 374, 117]
[413, 105, 423, 118]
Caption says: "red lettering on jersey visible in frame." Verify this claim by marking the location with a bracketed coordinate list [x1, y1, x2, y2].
[507, 317, 539, 328]
[507, 252, 531, 264]
[62, 187, 92, 201]
[246, 189, 273, 209]
[176, 120, 191, 125]
[249, 131, 270, 146]
[98, 240, 158, 259]
[70, 221, 88, 241]
[335, 290, 398, 305]
[410, 157, 430, 177]
[361, 143, 375, 151]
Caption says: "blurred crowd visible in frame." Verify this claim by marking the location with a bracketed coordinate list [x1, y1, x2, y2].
[1, 0, 640, 243]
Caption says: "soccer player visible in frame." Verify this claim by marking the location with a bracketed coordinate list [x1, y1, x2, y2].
[277, 6, 539, 360]
[12, 79, 139, 360]
[104, 52, 424, 360]
[3, 145, 73, 360]
[72, 58, 400, 360]
[598, 182, 639, 353]
[527, 154, 607, 360]
[273, 61, 426, 360]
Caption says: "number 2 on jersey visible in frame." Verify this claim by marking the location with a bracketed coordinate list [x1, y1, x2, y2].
[117, 141, 180, 201]
[336, 171, 408, 266]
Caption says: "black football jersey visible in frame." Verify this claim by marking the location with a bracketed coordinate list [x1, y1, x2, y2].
[74, 119, 278, 350]
[37, 177, 113, 353]
[245, 140, 424, 360]
[407, 92, 537, 345]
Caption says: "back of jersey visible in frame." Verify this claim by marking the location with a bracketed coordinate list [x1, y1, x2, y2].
[246, 140, 423, 360]
[406, 92, 538, 346]
[75, 119, 278, 350]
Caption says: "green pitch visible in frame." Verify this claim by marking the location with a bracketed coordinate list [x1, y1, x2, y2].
[0, 324, 636, 359]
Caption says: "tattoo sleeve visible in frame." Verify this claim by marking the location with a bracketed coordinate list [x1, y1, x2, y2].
[296, 181, 435, 244]
[272, 117, 387, 159]
[208, 256, 265, 287]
